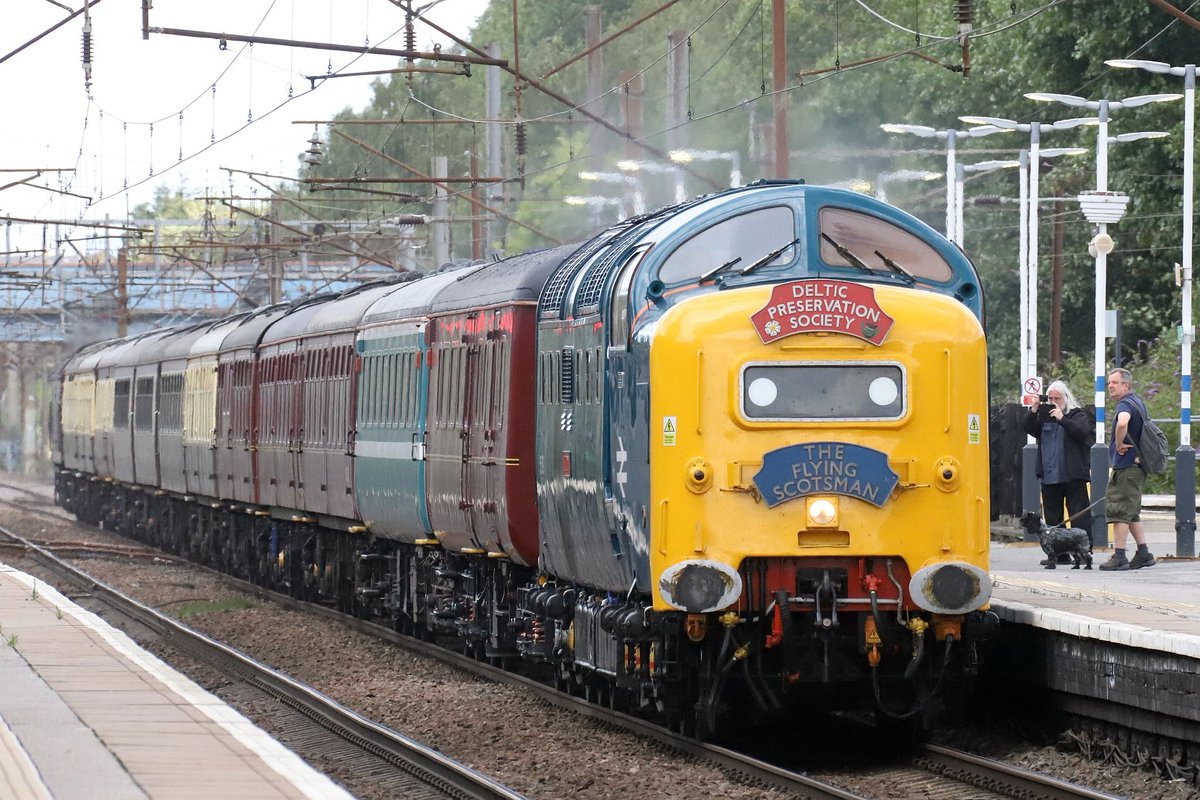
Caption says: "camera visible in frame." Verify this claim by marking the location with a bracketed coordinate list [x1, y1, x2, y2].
[1038, 393, 1049, 403]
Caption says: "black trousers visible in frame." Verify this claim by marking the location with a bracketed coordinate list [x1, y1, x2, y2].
[1041, 479, 1094, 549]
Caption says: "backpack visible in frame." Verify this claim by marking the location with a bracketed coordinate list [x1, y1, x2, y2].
[1130, 396, 1169, 474]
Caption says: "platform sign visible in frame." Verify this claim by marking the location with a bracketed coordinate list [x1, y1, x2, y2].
[1021, 376, 1042, 407]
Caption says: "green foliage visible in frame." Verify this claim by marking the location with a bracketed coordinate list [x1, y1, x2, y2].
[309, 0, 1195, 402]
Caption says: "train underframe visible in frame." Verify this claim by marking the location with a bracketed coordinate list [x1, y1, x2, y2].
[55, 470, 988, 739]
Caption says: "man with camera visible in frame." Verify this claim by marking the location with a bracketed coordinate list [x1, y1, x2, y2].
[1023, 380, 1096, 559]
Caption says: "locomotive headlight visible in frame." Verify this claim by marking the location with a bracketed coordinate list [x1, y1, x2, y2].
[806, 496, 839, 528]
[746, 377, 778, 407]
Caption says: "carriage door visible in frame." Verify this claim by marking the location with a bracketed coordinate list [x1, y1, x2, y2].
[465, 310, 501, 554]
[460, 313, 484, 549]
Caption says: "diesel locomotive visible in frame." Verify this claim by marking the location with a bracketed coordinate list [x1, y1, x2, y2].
[53, 179, 992, 737]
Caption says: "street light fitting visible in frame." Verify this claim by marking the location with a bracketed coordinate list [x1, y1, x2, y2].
[564, 195, 621, 206]
[1109, 131, 1168, 143]
[1026, 91, 1182, 109]
[1092, 231, 1115, 254]
[1105, 58, 1176, 75]
[1040, 147, 1088, 157]
[878, 169, 941, 182]
[962, 159, 1021, 172]
[880, 123, 940, 137]
[579, 171, 635, 184]
[959, 115, 1098, 131]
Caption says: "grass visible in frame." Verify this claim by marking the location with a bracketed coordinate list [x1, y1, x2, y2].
[169, 597, 256, 618]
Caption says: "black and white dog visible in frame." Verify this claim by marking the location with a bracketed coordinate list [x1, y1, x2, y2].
[1020, 512, 1093, 570]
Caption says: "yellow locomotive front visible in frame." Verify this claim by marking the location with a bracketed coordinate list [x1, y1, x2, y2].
[649, 277, 990, 726]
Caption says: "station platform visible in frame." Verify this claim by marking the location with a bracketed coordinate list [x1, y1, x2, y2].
[990, 503, 1200, 647]
[988, 501, 1195, 633]
[988, 504, 1200, 745]
[0, 563, 353, 800]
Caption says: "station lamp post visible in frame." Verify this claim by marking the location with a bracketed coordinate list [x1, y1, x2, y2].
[1106, 58, 1197, 557]
[878, 123, 1005, 245]
[958, 115, 1096, 397]
[668, 149, 743, 189]
[955, 140, 1087, 528]
[1027, 91, 1181, 548]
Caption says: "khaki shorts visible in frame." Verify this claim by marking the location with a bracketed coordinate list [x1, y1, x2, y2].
[1105, 467, 1145, 523]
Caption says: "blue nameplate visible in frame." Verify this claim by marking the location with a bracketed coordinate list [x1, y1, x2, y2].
[753, 442, 898, 508]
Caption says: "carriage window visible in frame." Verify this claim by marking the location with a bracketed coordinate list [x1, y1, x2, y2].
[114, 378, 131, 429]
[819, 207, 952, 281]
[658, 206, 795, 285]
[741, 363, 905, 421]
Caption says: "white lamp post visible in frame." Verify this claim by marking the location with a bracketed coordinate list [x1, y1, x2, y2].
[879, 123, 1006, 244]
[954, 159, 1021, 248]
[1026, 91, 1181, 439]
[617, 159, 687, 204]
[1030, 88, 1181, 549]
[959, 115, 1097, 395]
[668, 149, 743, 188]
[1106, 58, 1197, 556]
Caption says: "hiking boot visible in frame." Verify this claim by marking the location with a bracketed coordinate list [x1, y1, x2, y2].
[1098, 554, 1130, 571]
[1129, 551, 1157, 569]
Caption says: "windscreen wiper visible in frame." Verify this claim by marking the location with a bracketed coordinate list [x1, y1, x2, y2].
[819, 233, 874, 274]
[741, 236, 802, 276]
[699, 256, 742, 283]
[873, 249, 916, 285]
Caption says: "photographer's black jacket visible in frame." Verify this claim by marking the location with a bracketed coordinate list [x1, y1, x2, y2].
[1022, 406, 1095, 482]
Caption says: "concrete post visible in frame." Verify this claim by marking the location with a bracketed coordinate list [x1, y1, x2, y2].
[431, 156, 450, 268]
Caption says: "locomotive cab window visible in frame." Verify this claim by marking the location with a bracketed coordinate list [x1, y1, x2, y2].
[658, 206, 796, 285]
[818, 207, 952, 282]
[741, 362, 905, 421]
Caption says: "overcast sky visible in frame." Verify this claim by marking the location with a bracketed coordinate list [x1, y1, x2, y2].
[1, 0, 486, 246]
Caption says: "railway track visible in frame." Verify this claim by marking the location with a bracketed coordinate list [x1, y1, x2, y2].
[0, 488, 1134, 800]
[0, 523, 526, 800]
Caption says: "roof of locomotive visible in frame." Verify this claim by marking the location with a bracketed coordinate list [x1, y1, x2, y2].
[622, 180, 983, 322]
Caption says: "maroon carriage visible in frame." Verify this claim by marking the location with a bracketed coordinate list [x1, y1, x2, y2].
[424, 248, 574, 565]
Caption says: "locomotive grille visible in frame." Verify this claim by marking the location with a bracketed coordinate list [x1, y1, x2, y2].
[538, 228, 621, 319]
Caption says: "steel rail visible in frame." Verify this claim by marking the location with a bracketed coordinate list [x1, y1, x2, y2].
[0, 525, 526, 800]
[916, 743, 1128, 800]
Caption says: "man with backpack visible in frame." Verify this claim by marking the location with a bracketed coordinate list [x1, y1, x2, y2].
[1099, 367, 1158, 571]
